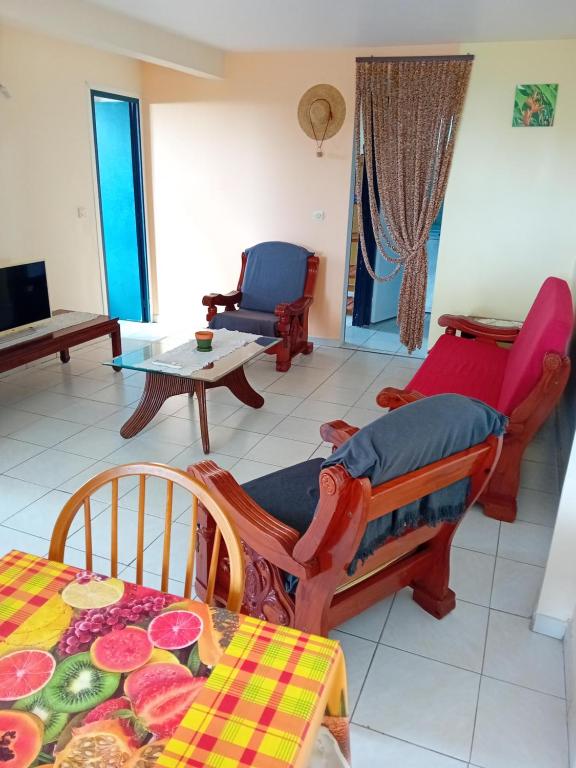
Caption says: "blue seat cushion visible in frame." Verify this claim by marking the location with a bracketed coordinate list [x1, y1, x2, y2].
[209, 308, 278, 337]
[240, 241, 312, 314]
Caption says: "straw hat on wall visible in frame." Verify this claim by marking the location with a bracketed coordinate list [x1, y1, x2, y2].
[298, 84, 346, 155]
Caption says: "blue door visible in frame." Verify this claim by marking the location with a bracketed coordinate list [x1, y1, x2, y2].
[92, 91, 150, 322]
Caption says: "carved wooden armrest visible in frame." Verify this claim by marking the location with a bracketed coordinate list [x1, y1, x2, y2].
[438, 314, 520, 342]
[274, 296, 313, 318]
[202, 290, 242, 309]
[320, 420, 359, 449]
[187, 460, 310, 577]
[376, 387, 425, 409]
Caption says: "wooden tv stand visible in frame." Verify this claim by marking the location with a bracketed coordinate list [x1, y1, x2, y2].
[0, 311, 121, 374]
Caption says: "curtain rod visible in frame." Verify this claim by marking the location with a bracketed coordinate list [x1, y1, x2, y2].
[356, 54, 474, 63]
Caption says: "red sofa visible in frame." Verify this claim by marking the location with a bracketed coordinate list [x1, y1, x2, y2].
[378, 277, 574, 522]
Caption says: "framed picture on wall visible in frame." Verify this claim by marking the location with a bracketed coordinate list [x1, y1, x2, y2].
[512, 84, 559, 127]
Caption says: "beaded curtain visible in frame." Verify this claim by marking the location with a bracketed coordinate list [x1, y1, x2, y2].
[354, 56, 473, 352]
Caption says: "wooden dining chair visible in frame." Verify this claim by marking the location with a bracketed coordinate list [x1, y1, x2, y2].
[48, 462, 245, 612]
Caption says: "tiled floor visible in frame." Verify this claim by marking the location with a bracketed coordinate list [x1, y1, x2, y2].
[0, 325, 566, 767]
[344, 313, 430, 357]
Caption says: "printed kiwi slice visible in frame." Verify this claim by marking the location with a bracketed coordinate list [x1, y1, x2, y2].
[43, 652, 120, 714]
[13, 691, 68, 743]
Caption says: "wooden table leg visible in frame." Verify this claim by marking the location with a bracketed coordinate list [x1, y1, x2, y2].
[194, 382, 210, 454]
[111, 323, 122, 372]
[214, 366, 264, 409]
[120, 372, 193, 438]
[59, 349, 70, 363]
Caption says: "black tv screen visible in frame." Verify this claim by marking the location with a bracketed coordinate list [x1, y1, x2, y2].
[0, 262, 51, 333]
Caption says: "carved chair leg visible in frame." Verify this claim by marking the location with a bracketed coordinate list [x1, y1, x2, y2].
[302, 341, 314, 355]
[293, 576, 337, 636]
[411, 524, 457, 619]
[479, 437, 523, 523]
[275, 341, 292, 372]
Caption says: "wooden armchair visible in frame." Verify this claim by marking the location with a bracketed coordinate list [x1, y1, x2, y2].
[378, 277, 573, 522]
[188, 395, 504, 636]
[202, 241, 319, 372]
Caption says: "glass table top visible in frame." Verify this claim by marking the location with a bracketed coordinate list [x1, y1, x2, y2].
[104, 334, 279, 383]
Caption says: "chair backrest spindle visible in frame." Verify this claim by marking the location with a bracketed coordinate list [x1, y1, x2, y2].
[49, 463, 244, 611]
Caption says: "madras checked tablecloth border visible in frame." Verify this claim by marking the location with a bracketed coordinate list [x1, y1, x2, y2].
[158, 615, 348, 768]
[0, 550, 79, 636]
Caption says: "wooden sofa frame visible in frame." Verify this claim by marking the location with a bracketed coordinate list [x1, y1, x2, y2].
[188, 423, 501, 636]
[378, 314, 570, 523]
[202, 252, 319, 372]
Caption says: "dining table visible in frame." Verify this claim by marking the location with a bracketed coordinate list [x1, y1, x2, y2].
[0, 550, 350, 767]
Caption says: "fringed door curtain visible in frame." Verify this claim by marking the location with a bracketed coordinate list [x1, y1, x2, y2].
[354, 55, 473, 352]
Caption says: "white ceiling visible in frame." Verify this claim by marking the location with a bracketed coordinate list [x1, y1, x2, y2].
[86, 0, 576, 51]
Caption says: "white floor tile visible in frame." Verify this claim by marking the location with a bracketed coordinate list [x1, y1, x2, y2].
[0, 382, 36, 406]
[307, 384, 360, 407]
[138, 416, 203, 446]
[519, 459, 559, 494]
[350, 725, 468, 768]
[472, 676, 568, 768]
[343, 407, 380, 429]
[104, 436, 184, 465]
[0, 437, 45, 473]
[454, 506, 501, 556]
[381, 589, 489, 672]
[62, 548, 113, 576]
[271, 416, 325, 444]
[0, 525, 49, 558]
[490, 558, 544, 618]
[6, 448, 96, 487]
[329, 630, 376, 711]
[58, 461, 138, 503]
[187, 426, 263, 458]
[176, 400, 241, 426]
[516, 487, 559, 527]
[9, 416, 85, 448]
[49, 376, 109, 397]
[483, 611, 565, 697]
[170, 445, 238, 471]
[15, 391, 79, 416]
[3, 489, 106, 540]
[222, 407, 284, 434]
[95, 406, 138, 431]
[54, 426, 128, 459]
[230, 459, 281, 484]
[353, 646, 480, 761]
[245, 434, 318, 466]
[88, 383, 143, 407]
[0, 476, 52, 521]
[450, 547, 495, 608]
[291, 399, 350, 422]
[53, 399, 121, 425]
[0, 407, 39, 436]
[497, 520, 553, 567]
[336, 596, 394, 642]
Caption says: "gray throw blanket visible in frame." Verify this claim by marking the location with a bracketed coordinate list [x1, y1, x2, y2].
[322, 393, 507, 574]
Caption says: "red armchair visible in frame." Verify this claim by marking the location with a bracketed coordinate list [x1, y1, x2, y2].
[202, 241, 319, 372]
[378, 277, 573, 522]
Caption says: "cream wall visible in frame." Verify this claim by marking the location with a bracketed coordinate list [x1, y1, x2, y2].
[141, 44, 457, 337]
[430, 39, 576, 343]
[0, 23, 142, 313]
[143, 39, 576, 340]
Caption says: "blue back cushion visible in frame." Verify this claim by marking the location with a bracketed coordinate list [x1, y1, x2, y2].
[322, 394, 507, 485]
[239, 241, 312, 313]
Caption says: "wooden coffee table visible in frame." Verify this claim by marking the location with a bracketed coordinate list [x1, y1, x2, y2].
[106, 335, 279, 453]
[0, 310, 121, 374]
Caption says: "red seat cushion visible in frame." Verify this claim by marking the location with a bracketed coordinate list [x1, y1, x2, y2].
[408, 334, 509, 409]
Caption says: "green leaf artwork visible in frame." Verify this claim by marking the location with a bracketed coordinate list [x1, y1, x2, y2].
[512, 83, 558, 127]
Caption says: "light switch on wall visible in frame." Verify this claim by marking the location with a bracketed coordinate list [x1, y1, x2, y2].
[77, 206, 87, 219]
[312, 210, 325, 221]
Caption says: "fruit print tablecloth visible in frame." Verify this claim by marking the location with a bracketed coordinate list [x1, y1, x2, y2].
[0, 551, 350, 768]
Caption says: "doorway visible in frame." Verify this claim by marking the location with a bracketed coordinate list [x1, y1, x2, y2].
[344, 177, 442, 359]
[91, 90, 150, 322]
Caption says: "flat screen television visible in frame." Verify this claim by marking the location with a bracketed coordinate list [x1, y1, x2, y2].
[0, 262, 51, 333]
